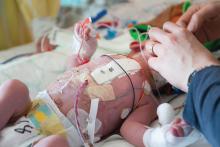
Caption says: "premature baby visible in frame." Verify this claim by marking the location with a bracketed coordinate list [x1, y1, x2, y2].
[0, 20, 200, 147]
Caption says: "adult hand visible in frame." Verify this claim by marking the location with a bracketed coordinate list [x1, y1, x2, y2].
[177, 1, 220, 43]
[146, 22, 219, 92]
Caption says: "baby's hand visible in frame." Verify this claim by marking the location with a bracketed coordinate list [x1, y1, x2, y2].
[74, 19, 97, 45]
[74, 21, 95, 41]
[69, 19, 97, 67]
[73, 19, 97, 60]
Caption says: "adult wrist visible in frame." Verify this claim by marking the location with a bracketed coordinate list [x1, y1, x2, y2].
[187, 63, 220, 89]
[187, 56, 220, 88]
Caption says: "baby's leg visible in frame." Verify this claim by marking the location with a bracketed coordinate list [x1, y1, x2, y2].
[0, 80, 31, 130]
[34, 135, 69, 147]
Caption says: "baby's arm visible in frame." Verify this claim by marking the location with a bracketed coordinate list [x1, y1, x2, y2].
[0, 80, 31, 130]
[120, 95, 158, 147]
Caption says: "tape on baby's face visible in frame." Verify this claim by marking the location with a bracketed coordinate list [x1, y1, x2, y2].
[91, 58, 141, 85]
[84, 76, 116, 101]
[66, 108, 102, 135]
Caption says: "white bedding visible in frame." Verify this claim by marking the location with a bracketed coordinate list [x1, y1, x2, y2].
[0, 43, 36, 64]
[0, 46, 70, 97]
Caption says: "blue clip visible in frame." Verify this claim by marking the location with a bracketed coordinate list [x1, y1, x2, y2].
[91, 9, 108, 23]
[104, 28, 117, 40]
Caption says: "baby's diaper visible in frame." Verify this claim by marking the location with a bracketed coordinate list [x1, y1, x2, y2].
[0, 91, 81, 147]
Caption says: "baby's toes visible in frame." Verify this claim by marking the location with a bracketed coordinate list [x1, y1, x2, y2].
[170, 125, 185, 137]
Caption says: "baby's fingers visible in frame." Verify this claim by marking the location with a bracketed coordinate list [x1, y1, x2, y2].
[74, 22, 84, 38]
[84, 28, 91, 40]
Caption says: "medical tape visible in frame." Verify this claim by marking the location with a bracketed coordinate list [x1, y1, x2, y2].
[85, 75, 116, 101]
[101, 55, 136, 112]
[91, 57, 141, 85]
[87, 98, 100, 144]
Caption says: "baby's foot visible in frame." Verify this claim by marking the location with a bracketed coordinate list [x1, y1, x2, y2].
[166, 118, 201, 146]
[143, 118, 201, 147]
[170, 118, 191, 137]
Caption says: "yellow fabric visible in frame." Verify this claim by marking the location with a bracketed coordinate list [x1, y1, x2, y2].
[28, 99, 67, 136]
[0, 0, 60, 50]
[35, 111, 47, 122]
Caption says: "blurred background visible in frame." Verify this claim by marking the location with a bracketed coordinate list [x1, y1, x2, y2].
[0, 0, 128, 50]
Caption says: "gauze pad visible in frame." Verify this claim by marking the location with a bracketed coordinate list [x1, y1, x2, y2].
[85, 76, 116, 101]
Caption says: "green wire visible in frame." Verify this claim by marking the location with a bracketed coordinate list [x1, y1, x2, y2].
[129, 24, 151, 42]
[182, 0, 191, 13]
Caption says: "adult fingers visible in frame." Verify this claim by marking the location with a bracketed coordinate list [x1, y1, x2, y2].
[176, 5, 201, 28]
[187, 3, 218, 32]
[163, 21, 185, 34]
[148, 27, 170, 44]
[145, 40, 164, 56]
